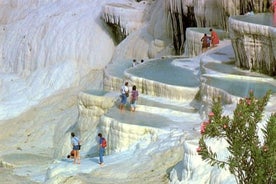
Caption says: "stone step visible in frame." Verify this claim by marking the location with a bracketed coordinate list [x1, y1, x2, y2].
[104, 58, 199, 101]
[101, 91, 200, 114]
[137, 94, 200, 113]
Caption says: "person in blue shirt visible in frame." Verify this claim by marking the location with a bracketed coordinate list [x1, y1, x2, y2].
[98, 133, 106, 165]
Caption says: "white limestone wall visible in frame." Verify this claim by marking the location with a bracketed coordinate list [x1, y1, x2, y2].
[0, 0, 115, 77]
[76, 92, 116, 155]
[106, 0, 243, 60]
[194, 0, 225, 28]
[229, 15, 276, 76]
[99, 116, 163, 154]
[169, 139, 236, 184]
[167, 0, 270, 30]
[200, 82, 238, 104]
[184, 29, 203, 58]
[108, 0, 173, 62]
[0, 0, 58, 24]
[0, 0, 118, 120]
[103, 71, 124, 93]
[102, 1, 151, 36]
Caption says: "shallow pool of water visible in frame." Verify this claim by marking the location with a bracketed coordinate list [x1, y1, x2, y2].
[204, 62, 268, 77]
[128, 59, 200, 87]
[206, 77, 276, 98]
[233, 13, 275, 27]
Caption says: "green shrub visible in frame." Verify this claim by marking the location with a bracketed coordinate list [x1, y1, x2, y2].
[197, 90, 276, 184]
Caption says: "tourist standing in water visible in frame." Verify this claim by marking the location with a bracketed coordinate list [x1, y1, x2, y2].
[130, 85, 139, 112]
[209, 28, 219, 47]
[120, 81, 129, 111]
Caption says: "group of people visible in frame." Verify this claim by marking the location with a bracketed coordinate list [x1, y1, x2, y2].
[200, 28, 220, 52]
[68, 82, 139, 165]
[132, 59, 144, 67]
[119, 81, 139, 112]
[69, 132, 107, 166]
[68, 1, 276, 169]
[201, 3, 276, 51]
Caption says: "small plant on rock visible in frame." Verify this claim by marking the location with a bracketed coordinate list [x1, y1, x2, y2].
[197, 90, 276, 184]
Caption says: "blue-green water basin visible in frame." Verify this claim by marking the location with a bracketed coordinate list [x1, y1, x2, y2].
[128, 59, 200, 87]
[232, 13, 275, 27]
[206, 76, 276, 98]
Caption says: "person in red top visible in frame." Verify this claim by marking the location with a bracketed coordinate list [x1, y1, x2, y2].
[209, 28, 219, 47]
[271, 0, 276, 26]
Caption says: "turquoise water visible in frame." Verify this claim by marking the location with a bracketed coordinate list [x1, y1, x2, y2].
[232, 13, 275, 27]
[106, 59, 133, 78]
[206, 77, 276, 98]
[204, 62, 245, 75]
[204, 62, 268, 77]
[128, 59, 200, 87]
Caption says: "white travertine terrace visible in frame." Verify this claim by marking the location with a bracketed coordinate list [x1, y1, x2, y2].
[0, 0, 275, 184]
[229, 14, 276, 76]
[184, 27, 229, 57]
[102, 1, 150, 36]
[0, 0, 116, 120]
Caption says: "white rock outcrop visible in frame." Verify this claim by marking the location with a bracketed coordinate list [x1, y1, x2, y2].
[0, 0, 275, 184]
[229, 13, 276, 76]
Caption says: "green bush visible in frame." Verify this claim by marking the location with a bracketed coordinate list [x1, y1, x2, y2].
[197, 90, 276, 184]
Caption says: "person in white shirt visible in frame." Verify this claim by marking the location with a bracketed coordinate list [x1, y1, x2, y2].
[71, 132, 80, 164]
[119, 82, 129, 111]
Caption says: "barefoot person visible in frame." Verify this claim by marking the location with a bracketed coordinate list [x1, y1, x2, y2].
[71, 132, 80, 164]
[119, 82, 129, 111]
[209, 28, 219, 47]
[130, 85, 139, 112]
[98, 133, 107, 165]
